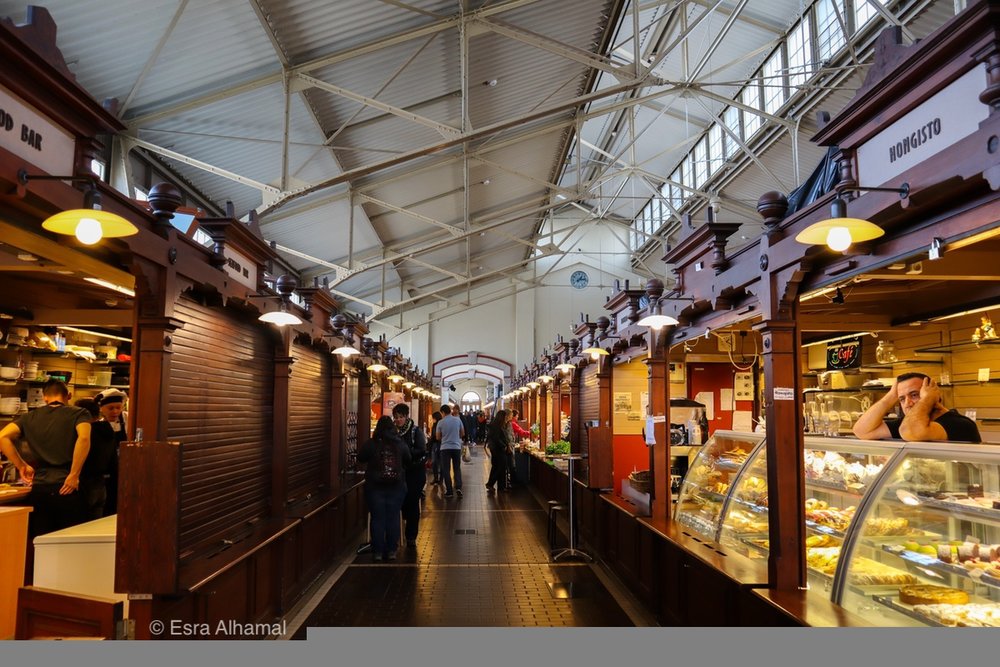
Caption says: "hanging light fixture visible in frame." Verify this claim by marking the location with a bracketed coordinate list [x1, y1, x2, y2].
[367, 362, 389, 373]
[581, 345, 609, 360]
[259, 302, 302, 326]
[403, 380, 416, 389]
[637, 297, 679, 330]
[555, 362, 575, 373]
[387, 373, 404, 383]
[537, 374, 554, 383]
[527, 381, 540, 389]
[254, 275, 303, 327]
[795, 184, 908, 252]
[329, 313, 359, 356]
[18, 169, 138, 245]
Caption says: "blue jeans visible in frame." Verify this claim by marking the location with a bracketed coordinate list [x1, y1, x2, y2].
[366, 482, 406, 556]
[440, 448, 462, 493]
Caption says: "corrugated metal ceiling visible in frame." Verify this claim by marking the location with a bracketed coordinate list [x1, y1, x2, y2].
[0, 0, 965, 324]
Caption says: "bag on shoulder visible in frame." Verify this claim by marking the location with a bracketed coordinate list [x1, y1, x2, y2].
[371, 439, 402, 483]
[406, 428, 427, 466]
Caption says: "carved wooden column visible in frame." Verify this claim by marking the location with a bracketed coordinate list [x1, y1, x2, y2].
[330, 355, 346, 496]
[754, 313, 807, 591]
[645, 330, 670, 521]
[272, 329, 293, 515]
[357, 362, 372, 455]
[539, 383, 549, 450]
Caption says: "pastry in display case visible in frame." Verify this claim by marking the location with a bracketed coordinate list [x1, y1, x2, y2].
[837, 442, 1000, 627]
[674, 431, 763, 537]
[718, 436, 904, 594]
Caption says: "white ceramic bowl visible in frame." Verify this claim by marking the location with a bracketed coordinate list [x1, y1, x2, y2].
[0, 367, 21, 380]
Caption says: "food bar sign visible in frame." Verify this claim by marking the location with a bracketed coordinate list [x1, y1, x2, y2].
[0, 85, 75, 178]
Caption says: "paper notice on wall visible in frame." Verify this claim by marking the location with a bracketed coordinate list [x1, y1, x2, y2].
[645, 417, 656, 445]
[734, 372, 754, 400]
[720, 388, 734, 412]
[640, 391, 649, 416]
[732, 410, 753, 432]
[694, 391, 714, 420]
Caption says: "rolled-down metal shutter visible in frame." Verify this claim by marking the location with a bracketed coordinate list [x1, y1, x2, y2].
[578, 364, 600, 480]
[168, 296, 275, 555]
[288, 344, 331, 501]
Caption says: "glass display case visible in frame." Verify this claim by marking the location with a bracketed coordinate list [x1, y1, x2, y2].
[718, 436, 903, 595]
[803, 387, 886, 436]
[837, 442, 1000, 626]
[674, 431, 763, 537]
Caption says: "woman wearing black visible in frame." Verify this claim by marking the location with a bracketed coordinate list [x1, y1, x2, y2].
[358, 415, 411, 561]
[428, 411, 443, 485]
[484, 409, 512, 492]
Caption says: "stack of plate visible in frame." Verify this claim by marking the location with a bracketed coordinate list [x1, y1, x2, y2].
[0, 396, 20, 415]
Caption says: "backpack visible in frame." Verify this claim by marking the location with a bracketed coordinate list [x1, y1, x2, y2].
[404, 426, 427, 466]
[371, 439, 402, 483]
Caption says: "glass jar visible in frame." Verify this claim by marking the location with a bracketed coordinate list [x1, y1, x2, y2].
[875, 340, 897, 364]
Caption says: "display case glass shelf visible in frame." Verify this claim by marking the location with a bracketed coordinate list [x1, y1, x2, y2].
[838, 442, 1000, 626]
[716, 436, 904, 595]
[674, 431, 763, 537]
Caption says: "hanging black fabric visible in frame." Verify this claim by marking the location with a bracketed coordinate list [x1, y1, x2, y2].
[786, 145, 841, 215]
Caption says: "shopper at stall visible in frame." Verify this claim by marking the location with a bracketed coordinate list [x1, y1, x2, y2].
[358, 415, 410, 561]
[485, 409, 512, 492]
[435, 404, 465, 498]
[428, 410, 443, 485]
[509, 409, 531, 440]
[852, 373, 981, 443]
[0, 379, 91, 537]
[393, 403, 427, 548]
[95, 388, 128, 515]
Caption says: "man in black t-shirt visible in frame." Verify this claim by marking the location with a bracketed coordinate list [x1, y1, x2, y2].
[0, 380, 92, 536]
[853, 372, 981, 443]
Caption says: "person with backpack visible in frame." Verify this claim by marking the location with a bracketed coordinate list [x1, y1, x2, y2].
[358, 415, 411, 561]
[427, 410, 443, 485]
[393, 403, 427, 548]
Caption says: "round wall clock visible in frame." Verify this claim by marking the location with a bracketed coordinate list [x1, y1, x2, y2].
[570, 270, 589, 289]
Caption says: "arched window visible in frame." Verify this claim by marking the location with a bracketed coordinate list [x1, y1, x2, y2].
[461, 391, 481, 411]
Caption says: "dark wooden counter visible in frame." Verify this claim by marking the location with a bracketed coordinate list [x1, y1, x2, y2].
[748, 588, 873, 627]
[0, 486, 30, 505]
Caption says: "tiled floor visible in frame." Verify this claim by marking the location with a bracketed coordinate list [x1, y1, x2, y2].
[285, 446, 646, 635]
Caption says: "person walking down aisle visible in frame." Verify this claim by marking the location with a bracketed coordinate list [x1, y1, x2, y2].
[393, 403, 427, 548]
[0, 380, 91, 538]
[436, 404, 465, 498]
[428, 411, 443, 485]
[358, 416, 410, 561]
[485, 409, 512, 492]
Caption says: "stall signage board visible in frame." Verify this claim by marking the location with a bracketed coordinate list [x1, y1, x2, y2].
[222, 245, 258, 290]
[827, 337, 862, 370]
[857, 64, 988, 185]
[0, 85, 75, 177]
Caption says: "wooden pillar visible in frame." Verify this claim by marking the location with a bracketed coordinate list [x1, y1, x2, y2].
[551, 383, 561, 443]
[755, 316, 807, 591]
[539, 383, 549, 450]
[357, 364, 372, 452]
[569, 369, 582, 449]
[131, 313, 182, 442]
[272, 330, 293, 515]
[646, 328, 671, 521]
[329, 356, 345, 496]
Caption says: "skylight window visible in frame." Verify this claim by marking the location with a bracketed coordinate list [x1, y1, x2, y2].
[787, 19, 811, 91]
[741, 82, 763, 139]
[816, 0, 847, 63]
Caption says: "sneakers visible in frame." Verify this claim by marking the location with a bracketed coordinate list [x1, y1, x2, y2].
[373, 553, 383, 562]
[444, 492, 455, 498]
[456, 489, 463, 497]
[387, 552, 397, 561]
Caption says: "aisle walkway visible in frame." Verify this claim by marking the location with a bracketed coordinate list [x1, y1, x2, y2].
[284, 446, 649, 634]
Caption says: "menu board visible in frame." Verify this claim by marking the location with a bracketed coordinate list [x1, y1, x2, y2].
[827, 337, 862, 369]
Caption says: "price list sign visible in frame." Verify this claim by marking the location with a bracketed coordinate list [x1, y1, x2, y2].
[827, 337, 862, 370]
